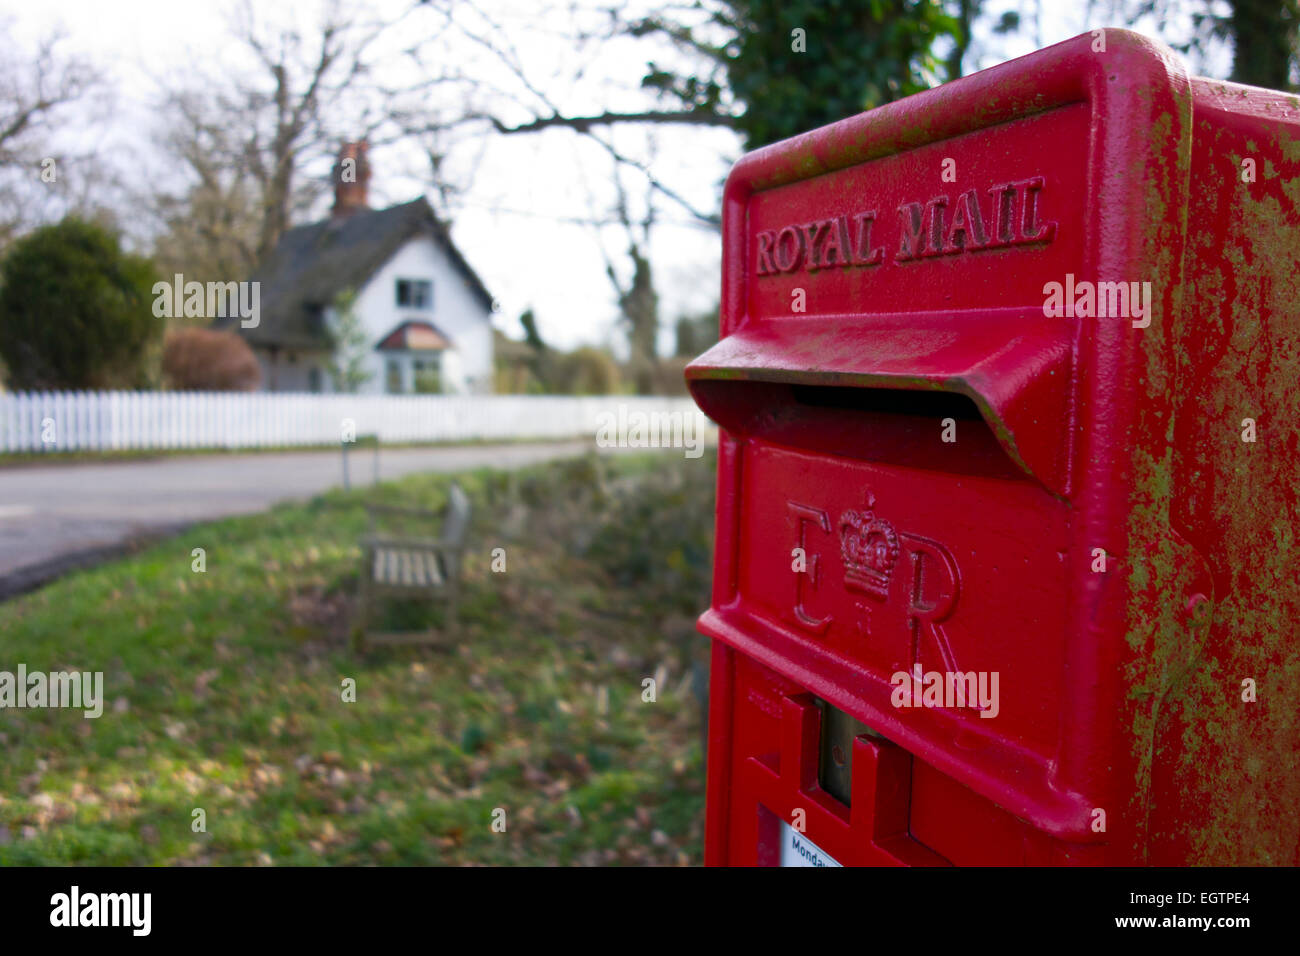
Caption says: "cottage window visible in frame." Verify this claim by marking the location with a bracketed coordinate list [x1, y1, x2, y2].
[396, 279, 432, 310]
[413, 358, 442, 394]
[386, 359, 403, 394]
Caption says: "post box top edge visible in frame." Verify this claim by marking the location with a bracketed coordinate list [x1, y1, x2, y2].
[1189, 75, 1300, 123]
[722, 28, 1190, 202]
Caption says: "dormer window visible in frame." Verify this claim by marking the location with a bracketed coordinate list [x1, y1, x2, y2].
[396, 278, 432, 310]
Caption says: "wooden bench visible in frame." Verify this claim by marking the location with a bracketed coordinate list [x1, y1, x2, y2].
[355, 483, 471, 649]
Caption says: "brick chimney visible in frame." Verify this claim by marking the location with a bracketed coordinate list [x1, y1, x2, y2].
[331, 141, 371, 217]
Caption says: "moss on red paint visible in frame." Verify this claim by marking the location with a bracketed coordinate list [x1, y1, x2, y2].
[1130, 113, 1300, 864]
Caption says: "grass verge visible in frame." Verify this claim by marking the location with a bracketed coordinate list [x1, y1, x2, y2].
[0, 451, 714, 865]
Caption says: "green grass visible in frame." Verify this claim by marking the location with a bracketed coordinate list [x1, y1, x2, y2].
[0, 451, 715, 865]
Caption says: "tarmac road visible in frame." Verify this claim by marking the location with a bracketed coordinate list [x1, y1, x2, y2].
[0, 441, 595, 598]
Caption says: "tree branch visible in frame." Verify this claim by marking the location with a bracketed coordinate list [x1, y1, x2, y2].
[485, 108, 737, 135]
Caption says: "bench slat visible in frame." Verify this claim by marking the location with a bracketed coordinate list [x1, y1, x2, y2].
[357, 481, 468, 648]
[373, 546, 449, 588]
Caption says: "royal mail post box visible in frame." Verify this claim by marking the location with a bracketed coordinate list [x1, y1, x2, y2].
[687, 29, 1300, 866]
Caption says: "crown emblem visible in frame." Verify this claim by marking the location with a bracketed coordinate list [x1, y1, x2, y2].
[840, 493, 900, 600]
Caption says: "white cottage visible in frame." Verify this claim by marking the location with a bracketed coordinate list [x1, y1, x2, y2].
[217, 143, 495, 394]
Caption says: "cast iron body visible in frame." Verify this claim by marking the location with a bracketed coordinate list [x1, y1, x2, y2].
[687, 29, 1300, 866]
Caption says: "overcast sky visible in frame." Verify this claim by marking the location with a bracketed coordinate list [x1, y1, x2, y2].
[1, 0, 1231, 352]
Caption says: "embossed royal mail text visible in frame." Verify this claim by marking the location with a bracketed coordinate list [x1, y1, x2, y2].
[755, 176, 1055, 276]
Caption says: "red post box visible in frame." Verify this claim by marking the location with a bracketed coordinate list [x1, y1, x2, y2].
[687, 29, 1300, 866]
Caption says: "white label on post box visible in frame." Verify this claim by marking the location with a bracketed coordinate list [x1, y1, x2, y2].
[780, 822, 842, 867]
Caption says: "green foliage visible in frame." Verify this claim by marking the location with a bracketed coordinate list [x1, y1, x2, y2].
[588, 454, 716, 618]
[497, 312, 624, 395]
[731, 0, 958, 146]
[634, 0, 959, 149]
[327, 288, 373, 393]
[0, 218, 163, 390]
[413, 364, 443, 394]
[519, 308, 547, 352]
[555, 347, 622, 395]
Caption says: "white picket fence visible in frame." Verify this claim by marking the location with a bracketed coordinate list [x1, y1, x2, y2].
[0, 391, 707, 453]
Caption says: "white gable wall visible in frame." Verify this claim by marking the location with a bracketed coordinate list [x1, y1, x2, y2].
[349, 234, 494, 395]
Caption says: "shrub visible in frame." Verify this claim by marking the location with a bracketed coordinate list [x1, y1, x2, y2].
[0, 218, 162, 389]
[162, 327, 261, 391]
[587, 452, 716, 616]
[554, 347, 621, 395]
[414, 366, 442, 394]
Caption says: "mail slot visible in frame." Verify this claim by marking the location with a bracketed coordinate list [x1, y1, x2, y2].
[688, 29, 1300, 866]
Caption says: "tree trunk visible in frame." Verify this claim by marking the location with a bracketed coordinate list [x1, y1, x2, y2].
[619, 245, 659, 395]
[1229, 0, 1298, 90]
[947, 0, 977, 81]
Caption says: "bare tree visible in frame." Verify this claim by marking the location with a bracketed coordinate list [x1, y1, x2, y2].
[149, 88, 266, 284]
[232, 0, 398, 259]
[590, 155, 661, 394]
[148, 0, 426, 280]
[419, 1, 733, 227]
[386, 2, 738, 390]
[0, 24, 106, 248]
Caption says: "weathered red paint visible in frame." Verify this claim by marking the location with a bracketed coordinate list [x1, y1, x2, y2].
[688, 29, 1300, 866]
